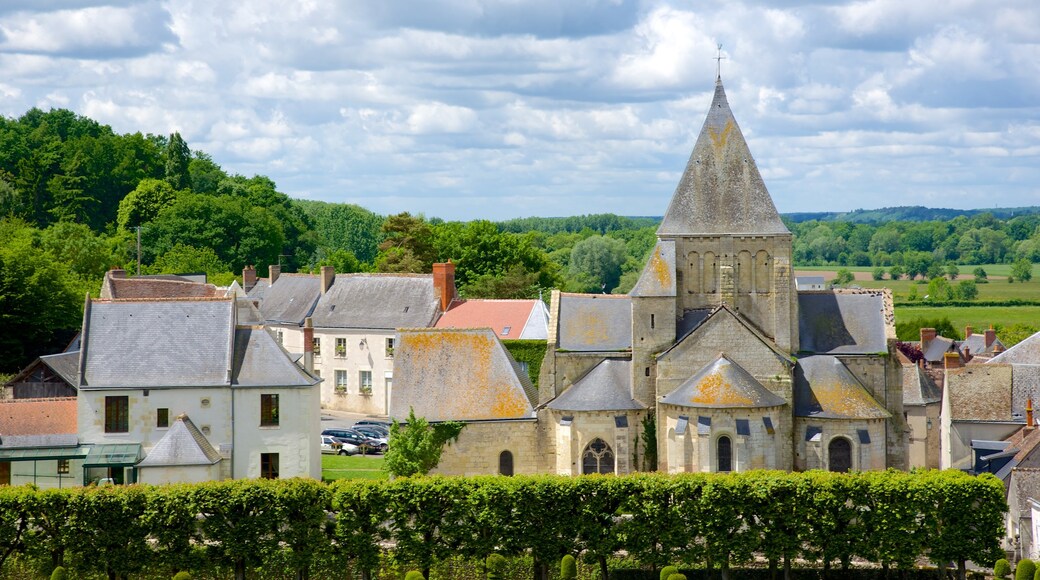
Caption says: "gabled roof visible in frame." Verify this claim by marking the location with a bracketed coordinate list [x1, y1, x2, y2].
[81, 299, 235, 389]
[435, 299, 548, 340]
[798, 290, 892, 354]
[547, 359, 645, 412]
[960, 332, 1005, 358]
[137, 414, 222, 467]
[794, 355, 891, 419]
[922, 335, 956, 363]
[231, 327, 319, 387]
[631, 240, 676, 297]
[38, 351, 80, 385]
[657, 79, 788, 237]
[557, 293, 632, 351]
[946, 364, 1013, 422]
[901, 358, 942, 406]
[660, 304, 792, 364]
[311, 274, 440, 329]
[100, 271, 222, 300]
[390, 328, 536, 421]
[0, 398, 78, 448]
[256, 274, 320, 326]
[990, 331, 1040, 364]
[660, 354, 786, 408]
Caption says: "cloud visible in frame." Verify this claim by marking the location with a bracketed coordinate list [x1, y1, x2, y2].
[0, 2, 176, 58]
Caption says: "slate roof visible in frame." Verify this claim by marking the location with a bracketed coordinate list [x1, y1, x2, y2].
[658, 79, 788, 236]
[557, 293, 632, 351]
[310, 274, 440, 329]
[946, 365, 1013, 422]
[798, 290, 892, 354]
[435, 299, 548, 340]
[39, 351, 80, 385]
[901, 358, 942, 406]
[256, 274, 320, 326]
[960, 332, 1005, 358]
[677, 309, 712, 339]
[0, 398, 78, 448]
[390, 328, 536, 421]
[990, 331, 1040, 364]
[1011, 365, 1040, 419]
[631, 240, 676, 297]
[547, 359, 646, 412]
[100, 271, 222, 300]
[922, 335, 956, 363]
[660, 354, 786, 408]
[247, 279, 270, 301]
[81, 299, 235, 388]
[231, 327, 319, 387]
[137, 414, 222, 466]
[794, 355, 891, 419]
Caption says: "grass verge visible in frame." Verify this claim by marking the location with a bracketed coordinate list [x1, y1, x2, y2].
[321, 453, 387, 481]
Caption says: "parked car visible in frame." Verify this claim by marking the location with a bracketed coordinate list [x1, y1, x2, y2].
[322, 429, 387, 454]
[321, 435, 359, 456]
[353, 424, 390, 438]
[355, 419, 391, 429]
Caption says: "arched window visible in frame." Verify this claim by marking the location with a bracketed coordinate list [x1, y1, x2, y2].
[499, 451, 514, 476]
[829, 437, 852, 473]
[581, 438, 615, 475]
[717, 435, 732, 472]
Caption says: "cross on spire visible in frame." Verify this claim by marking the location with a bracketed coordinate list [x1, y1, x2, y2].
[715, 43, 726, 81]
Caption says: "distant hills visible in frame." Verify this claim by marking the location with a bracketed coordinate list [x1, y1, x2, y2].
[781, 206, 1040, 224]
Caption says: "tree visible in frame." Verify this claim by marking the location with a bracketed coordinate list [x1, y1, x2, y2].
[165, 132, 191, 191]
[116, 178, 178, 231]
[375, 213, 436, 273]
[927, 277, 953, 301]
[462, 264, 541, 299]
[973, 267, 988, 282]
[945, 264, 959, 280]
[312, 248, 362, 275]
[953, 280, 978, 301]
[383, 408, 464, 478]
[871, 267, 886, 281]
[568, 235, 628, 293]
[149, 244, 230, 276]
[889, 265, 904, 280]
[1011, 259, 1033, 282]
[831, 268, 854, 286]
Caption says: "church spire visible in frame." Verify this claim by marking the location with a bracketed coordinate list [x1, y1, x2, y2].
[657, 79, 788, 236]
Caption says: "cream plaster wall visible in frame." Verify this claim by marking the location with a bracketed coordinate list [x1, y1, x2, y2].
[906, 403, 940, 469]
[311, 328, 396, 415]
[232, 386, 321, 480]
[138, 463, 221, 485]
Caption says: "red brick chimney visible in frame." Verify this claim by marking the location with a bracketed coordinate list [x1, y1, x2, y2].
[1028, 398, 1035, 429]
[964, 325, 973, 338]
[943, 352, 962, 370]
[432, 262, 457, 311]
[243, 265, 257, 291]
[269, 264, 281, 285]
[920, 328, 937, 349]
[963, 347, 971, 363]
[303, 317, 314, 374]
[985, 327, 997, 349]
[320, 265, 335, 294]
[109, 267, 127, 279]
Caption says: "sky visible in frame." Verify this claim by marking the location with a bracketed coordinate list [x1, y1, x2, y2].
[1, 1, 1038, 221]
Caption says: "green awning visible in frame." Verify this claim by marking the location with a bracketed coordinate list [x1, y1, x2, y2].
[83, 444, 142, 466]
[0, 446, 89, 462]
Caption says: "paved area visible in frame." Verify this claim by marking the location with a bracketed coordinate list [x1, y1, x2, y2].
[320, 408, 390, 431]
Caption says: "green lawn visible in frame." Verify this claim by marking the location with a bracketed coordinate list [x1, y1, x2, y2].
[895, 305, 1040, 331]
[321, 453, 387, 481]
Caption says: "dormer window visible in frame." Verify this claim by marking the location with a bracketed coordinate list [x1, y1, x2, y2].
[502, 326, 511, 336]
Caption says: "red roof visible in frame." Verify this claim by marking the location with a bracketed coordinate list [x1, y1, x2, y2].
[435, 299, 537, 339]
[0, 398, 77, 436]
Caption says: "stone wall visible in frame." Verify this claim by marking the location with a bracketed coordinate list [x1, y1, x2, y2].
[550, 409, 646, 475]
[906, 402, 940, 469]
[659, 403, 785, 472]
[793, 418, 887, 471]
[434, 418, 550, 476]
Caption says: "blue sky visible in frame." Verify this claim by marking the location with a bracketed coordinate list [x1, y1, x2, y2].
[1, 0, 1038, 220]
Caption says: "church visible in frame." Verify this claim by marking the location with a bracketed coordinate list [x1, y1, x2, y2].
[391, 77, 908, 476]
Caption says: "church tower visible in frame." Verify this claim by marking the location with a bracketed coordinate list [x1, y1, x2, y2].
[659, 77, 796, 351]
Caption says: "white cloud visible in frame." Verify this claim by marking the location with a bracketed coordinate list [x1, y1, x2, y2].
[406, 103, 478, 134]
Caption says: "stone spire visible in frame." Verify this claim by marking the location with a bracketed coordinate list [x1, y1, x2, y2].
[658, 79, 788, 236]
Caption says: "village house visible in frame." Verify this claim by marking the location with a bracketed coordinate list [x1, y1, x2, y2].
[391, 77, 909, 476]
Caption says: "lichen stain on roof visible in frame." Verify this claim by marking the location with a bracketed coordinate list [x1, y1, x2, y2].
[794, 356, 891, 420]
[708, 120, 734, 153]
[660, 355, 786, 409]
[648, 247, 672, 289]
[557, 294, 632, 351]
[688, 371, 754, 406]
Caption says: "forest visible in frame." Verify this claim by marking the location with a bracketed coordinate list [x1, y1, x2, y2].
[4, 108, 1040, 373]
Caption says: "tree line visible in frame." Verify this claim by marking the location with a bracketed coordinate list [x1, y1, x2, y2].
[0, 470, 1005, 580]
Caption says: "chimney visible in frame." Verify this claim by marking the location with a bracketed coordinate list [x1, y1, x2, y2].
[303, 317, 314, 374]
[964, 325, 973, 338]
[432, 262, 457, 311]
[1028, 398, 1035, 429]
[269, 264, 281, 285]
[920, 328, 937, 349]
[943, 352, 962, 370]
[109, 267, 127, 279]
[985, 327, 996, 349]
[963, 347, 971, 363]
[243, 265, 257, 291]
[320, 265, 335, 295]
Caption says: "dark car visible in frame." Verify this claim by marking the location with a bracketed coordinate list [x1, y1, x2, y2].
[322, 429, 387, 454]
[352, 424, 389, 438]
[355, 419, 391, 428]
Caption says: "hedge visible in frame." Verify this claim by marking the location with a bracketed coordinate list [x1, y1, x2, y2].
[0, 470, 1005, 580]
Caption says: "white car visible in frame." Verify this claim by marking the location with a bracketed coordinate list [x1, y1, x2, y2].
[321, 435, 359, 456]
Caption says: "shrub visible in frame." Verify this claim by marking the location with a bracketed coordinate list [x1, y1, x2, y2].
[667, 574, 687, 580]
[995, 559, 1012, 578]
[50, 567, 67, 580]
[405, 571, 425, 580]
[872, 267, 886, 281]
[487, 553, 508, 580]
[1017, 558, 1036, 580]
[660, 565, 678, 580]
[173, 573, 191, 580]
[560, 555, 576, 580]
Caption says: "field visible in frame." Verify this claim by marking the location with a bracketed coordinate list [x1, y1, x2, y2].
[321, 453, 387, 481]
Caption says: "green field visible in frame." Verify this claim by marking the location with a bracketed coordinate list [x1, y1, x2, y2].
[321, 453, 387, 481]
[895, 305, 1040, 331]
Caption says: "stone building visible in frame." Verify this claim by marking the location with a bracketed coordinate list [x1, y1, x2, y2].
[393, 77, 908, 476]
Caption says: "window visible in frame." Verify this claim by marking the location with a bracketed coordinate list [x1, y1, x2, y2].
[335, 338, 347, 358]
[359, 370, 372, 394]
[57, 459, 69, 475]
[105, 396, 128, 433]
[828, 438, 852, 473]
[335, 370, 348, 393]
[260, 453, 279, 479]
[157, 408, 169, 429]
[273, 329, 283, 345]
[581, 438, 615, 475]
[312, 337, 321, 356]
[385, 337, 395, 358]
[502, 326, 511, 336]
[499, 451, 514, 476]
[717, 436, 732, 472]
[260, 394, 279, 427]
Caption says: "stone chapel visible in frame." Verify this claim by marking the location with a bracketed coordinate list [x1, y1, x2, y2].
[392, 78, 909, 476]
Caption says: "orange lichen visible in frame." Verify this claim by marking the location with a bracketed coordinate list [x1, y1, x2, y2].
[811, 381, 888, 418]
[489, 389, 530, 418]
[688, 371, 754, 406]
[708, 120, 734, 152]
[647, 248, 672, 290]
